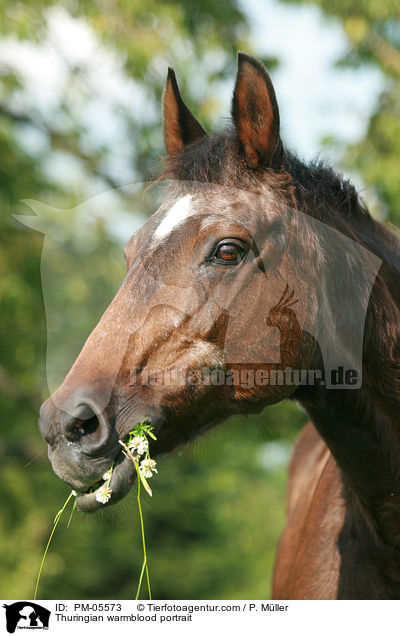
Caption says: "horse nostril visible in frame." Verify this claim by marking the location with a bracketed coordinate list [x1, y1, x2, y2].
[61, 402, 113, 454]
[64, 415, 99, 442]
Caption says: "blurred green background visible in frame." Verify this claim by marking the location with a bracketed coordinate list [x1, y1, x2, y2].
[1, 0, 399, 600]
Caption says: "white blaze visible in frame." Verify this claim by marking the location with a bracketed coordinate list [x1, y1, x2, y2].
[155, 194, 193, 239]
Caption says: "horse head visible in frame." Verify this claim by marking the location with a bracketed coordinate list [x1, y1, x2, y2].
[38, 54, 379, 511]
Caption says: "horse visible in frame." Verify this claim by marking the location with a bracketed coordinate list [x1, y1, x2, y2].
[38, 53, 400, 599]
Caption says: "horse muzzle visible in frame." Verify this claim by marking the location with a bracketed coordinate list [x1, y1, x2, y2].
[38, 389, 138, 511]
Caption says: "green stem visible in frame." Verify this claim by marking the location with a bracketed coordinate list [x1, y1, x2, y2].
[67, 499, 77, 529]
[135, 556, 146, 600]
[134, 462, 152, 600]
[34, 491, 74, 600]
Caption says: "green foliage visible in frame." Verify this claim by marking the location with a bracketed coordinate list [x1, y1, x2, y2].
[128, 421, 157, 442]
[283, 0, 400, 225]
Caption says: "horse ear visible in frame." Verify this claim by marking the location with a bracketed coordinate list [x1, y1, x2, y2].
[232, 52, 281, 167]
[162, 67, 207, 156]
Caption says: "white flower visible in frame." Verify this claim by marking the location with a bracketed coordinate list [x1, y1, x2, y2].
[71, 490, 77, 496]
[95, 486, 112, 504]
[102, 468, 112, 482]
[140, 458, 158, 479]
[128, 435, 148, 457]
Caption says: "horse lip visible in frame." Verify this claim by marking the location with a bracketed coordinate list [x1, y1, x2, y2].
[75, 452, 137, 512]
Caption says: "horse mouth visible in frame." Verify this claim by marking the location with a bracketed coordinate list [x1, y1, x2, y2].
[75, 450, 137, 512]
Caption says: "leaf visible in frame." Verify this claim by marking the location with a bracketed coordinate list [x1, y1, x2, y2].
[138, 469, 153, 497]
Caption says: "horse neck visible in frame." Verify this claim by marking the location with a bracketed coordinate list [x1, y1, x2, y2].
[294, 266, 400, 552]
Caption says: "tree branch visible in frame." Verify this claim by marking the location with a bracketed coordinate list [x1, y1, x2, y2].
[0, 103, 130, 194]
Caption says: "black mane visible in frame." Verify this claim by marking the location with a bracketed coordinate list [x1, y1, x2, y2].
[163, 130, 365, 217]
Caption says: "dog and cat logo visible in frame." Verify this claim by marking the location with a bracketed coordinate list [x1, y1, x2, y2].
[2, 602, 50, 633]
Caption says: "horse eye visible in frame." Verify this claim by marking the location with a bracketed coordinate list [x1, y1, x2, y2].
[212, 240, 245, 265]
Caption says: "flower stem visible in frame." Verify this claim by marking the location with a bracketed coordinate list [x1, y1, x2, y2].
[119, 434, 154, 600]
[67, 499, 77, 529]
[135, 557, 147, 600]
[34, 490, 74, 600]
[134, 462, 152, 600]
